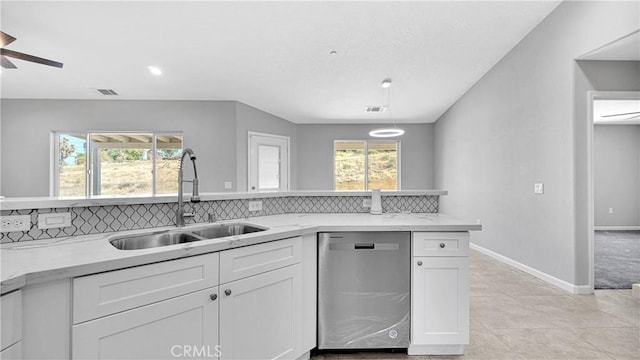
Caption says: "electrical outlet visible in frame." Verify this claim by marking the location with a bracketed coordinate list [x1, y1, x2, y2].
[38, 212, 71, 229]
[362, 198, 372, 208]
[609, 208, 614, 214]
[534, 183, 544, 194]
[1, 215, 31, 232]
[224, 181, 233, 190]
[248, 200, 263, 212]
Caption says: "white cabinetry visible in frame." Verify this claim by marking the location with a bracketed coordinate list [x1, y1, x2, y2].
[219, 237, 303, 360]
[1, 290, 22, 360]
[72, 253, 220, 360]
[70, 235, 314, 360]
[409, 232, 470, 356]
[73, 287, 219, 359]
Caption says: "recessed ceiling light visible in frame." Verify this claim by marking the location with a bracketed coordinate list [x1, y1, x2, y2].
[330, 51, 338, 56]
[147, 66, 162, 76]
[381, 79, 392, 88]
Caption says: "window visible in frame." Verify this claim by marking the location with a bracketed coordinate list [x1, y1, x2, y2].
[54, 132, 183, 197]
[334, 140, 399, 190]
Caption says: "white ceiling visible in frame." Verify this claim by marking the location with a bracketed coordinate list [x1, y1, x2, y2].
[0, 1, 561, 124]
[594, 99, 640, 125]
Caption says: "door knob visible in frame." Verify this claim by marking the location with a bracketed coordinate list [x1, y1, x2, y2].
[224, 289, 232, 296]
[417, 261, 423, 266]
[210, 293, 217, 301]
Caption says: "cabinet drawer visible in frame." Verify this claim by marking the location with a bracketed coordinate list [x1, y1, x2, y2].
[1, 290, 22, 351]
[220, 237, 302, 284]
[73, 252, 219, 324]
[412, 232, 469, 256]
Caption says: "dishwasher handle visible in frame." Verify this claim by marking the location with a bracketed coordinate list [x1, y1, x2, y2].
[328, 242, 400, 251]
[354, 243, 374, 250]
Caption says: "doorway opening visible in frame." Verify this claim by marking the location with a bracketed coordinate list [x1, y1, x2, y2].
[588, 91, 640, 291]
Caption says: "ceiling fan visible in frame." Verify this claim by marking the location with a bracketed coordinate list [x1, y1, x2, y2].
[601, 111, 640, 121]
[0, 31, 63, 69]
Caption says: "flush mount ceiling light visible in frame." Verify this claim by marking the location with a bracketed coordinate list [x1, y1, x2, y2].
[369, 78, 405, 138]
[147, 66, 162, 76]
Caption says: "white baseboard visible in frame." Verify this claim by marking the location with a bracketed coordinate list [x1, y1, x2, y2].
[594, 226, 640, 231]
[470, 243, 593, 295]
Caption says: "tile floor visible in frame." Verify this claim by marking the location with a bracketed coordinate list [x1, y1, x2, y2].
[311, 250, 640, 360]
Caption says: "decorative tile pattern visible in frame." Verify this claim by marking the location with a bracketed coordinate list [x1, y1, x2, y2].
[0, 195, 439, 243]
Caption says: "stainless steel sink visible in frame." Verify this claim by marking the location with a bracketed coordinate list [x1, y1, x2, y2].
[110, 231, 204, 250]
[190, 223, 267, 239]
[109, 223, 268, 250]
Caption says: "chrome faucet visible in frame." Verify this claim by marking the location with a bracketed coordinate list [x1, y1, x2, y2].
[176, 148, 200, 227]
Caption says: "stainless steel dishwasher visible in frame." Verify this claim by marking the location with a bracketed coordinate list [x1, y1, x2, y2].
[317, 232, 410, 349]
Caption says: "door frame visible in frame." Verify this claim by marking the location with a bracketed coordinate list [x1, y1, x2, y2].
[586, 90, 640, 292]
[247, 131, 290, 192]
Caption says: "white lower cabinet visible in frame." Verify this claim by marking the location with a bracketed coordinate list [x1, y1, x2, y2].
[73, 287, 220, 359]
[409, 232, 470, 356]
[1, 290, 22, 359]
[219, 264, 302, 360]
[71, 236, 311, 360]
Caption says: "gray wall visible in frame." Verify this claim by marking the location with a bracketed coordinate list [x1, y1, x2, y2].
[594, 125, 640, 227]
[235, 102, 298, 191]
[296, 123, 434, 190]
[434, 1, 640, 285]
[2, 99, 281, 196]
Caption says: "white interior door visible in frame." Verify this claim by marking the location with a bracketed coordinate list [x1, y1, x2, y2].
[249, 132, 289, 192]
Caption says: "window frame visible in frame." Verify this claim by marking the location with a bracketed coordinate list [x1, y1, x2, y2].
[52, 131, 184, 197]
[333, 139, 401, 191]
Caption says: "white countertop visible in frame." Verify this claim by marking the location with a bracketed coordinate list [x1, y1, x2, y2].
[0, 190, 446, 210]
[1, 212, 480, 294]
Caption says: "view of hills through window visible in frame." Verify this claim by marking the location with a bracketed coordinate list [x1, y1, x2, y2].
[56, 132, 183, 197]
[334, 141, 398, 190]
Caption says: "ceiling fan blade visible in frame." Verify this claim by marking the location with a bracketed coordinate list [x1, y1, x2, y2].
[0, 48, 63, 68]
[1, 55, 17, 69]
[601, 111, 640, 118]
[0, 32, 17, 47]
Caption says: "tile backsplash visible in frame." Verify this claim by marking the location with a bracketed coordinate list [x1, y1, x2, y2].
[1, 195, 438, 243]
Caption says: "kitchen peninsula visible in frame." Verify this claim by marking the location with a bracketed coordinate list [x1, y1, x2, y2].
[1, 191, 480, 359]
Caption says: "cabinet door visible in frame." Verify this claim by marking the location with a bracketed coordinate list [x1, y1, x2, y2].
[412, 257, 469, 345]
[219, 264, 301, 360]
[73, 287, 219, 360]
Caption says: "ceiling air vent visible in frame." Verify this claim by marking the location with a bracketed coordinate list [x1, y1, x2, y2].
[97, 89, 118, 95]
[366, 105, 388, 113]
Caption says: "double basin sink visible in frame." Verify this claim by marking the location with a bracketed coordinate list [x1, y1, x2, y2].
[109, 223, 267, 250]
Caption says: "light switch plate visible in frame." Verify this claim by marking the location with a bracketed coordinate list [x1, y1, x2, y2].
[534, 183, 544, 194]
[1, 215, 31, 232]
[248, 200, 263, 212]
[38, 212, 72, 229]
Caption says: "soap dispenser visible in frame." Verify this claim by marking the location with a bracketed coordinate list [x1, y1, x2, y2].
[370, 189, 382, 215]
